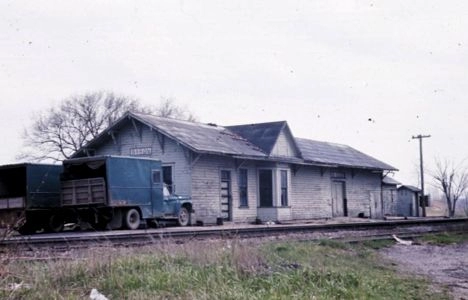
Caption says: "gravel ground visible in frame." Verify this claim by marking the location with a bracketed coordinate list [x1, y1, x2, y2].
[381, 242, 468, 299]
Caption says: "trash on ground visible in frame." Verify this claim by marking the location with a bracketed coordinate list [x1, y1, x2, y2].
[90, 288, 109, 300]
[392, 234, 413, 245]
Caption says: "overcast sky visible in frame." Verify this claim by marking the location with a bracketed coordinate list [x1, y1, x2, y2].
[1, 1, 467, 186]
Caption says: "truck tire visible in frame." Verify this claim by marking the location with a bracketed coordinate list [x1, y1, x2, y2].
[47, 214, 64, 233]
[124, 209, 140, 230]
[177, 207, 190, 226]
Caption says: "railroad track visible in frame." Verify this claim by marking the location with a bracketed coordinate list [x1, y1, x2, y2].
[1, 217, 467, 252]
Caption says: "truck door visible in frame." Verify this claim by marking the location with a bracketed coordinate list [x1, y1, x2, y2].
[151, 169, 164, 217]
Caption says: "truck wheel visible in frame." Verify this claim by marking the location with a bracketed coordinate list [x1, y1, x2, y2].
[177, 207, 190, 226]
[124, 209, 140, 230]
[47, 214, 64, 233]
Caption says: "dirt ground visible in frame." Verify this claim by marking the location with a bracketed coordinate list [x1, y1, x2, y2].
[381, 242, 468, 299]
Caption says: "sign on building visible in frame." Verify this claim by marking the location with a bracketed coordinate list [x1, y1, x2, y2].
[129, 147, 152, 156]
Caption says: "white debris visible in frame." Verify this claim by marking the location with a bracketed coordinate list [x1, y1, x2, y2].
[7, 282, 31, 291]
[90, 288, 109, 300]
[392, 234, 413, 246]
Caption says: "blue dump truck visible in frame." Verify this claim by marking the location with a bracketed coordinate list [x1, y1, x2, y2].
[0, 163, 62, 234]
[59, 155, 193, 230]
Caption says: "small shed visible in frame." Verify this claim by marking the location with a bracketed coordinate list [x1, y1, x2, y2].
[397, 185, 421, 217]
[382, 176, 400, 216]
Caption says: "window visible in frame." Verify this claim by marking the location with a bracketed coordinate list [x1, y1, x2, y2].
[238, 169, 248, 207]
[280, 170, 288, 206]
[152, 170, 161, 183]
[162, 165, 173, 193]
[259, 169, 273, 207]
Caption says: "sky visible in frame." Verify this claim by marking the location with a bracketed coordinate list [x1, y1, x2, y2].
[1, 0, 467, 188]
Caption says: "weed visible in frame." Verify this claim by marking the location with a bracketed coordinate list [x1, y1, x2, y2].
[358, 238, 395, 249]
[0, 238, 451, 299]
[420, 232, 468, 245]
[318, 239, 349, 249]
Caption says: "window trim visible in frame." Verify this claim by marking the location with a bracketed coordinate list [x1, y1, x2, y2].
[238, 168, 249, 208]
[162, 163, 175, 193]
[280, 169, 288, 207]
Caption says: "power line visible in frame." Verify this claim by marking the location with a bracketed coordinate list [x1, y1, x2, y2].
[412, 134, 431, 217]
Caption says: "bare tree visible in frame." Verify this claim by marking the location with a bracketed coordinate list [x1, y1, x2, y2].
[431, 158, 468, 217]
[156, 97, 197, 122]
[19, 92, 196, 162]
[463, 193, 468, 217]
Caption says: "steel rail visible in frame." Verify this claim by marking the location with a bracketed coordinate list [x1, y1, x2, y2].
[1, 217, 467, 250]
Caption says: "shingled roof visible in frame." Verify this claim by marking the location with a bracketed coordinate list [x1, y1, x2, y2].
[227, 121, 288, 154]
[398, 185, 421, 192]
[296, 138, 396, 170]
[382, 176, 401, 185]
[74, 112, 396, 171]
[132, 113, 266, 157]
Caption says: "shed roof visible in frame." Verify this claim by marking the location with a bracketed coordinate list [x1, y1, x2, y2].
[383, 176, 401, 185]
[296, 138, 397, 170]
[398, 185, 421, 192]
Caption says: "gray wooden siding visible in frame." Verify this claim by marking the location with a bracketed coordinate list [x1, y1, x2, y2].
[290, 166, 333, 219]
[271, 129, 299, 157]
[344, 169, 382, 217]
[94, 123, 193, 197]
[290, 167, 383, 219]
[191, 155, 258, 224]
[396, 189, 417, 216]
[382, 186, 397, 215]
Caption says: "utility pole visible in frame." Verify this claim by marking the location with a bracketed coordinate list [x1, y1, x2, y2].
[412, 134, 431, 217]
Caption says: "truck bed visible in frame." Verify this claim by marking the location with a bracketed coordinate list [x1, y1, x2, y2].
[0, 197, 25, 209]
[61, 178, 107, 205]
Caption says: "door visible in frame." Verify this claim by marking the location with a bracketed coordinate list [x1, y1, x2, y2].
[259, 170, 273, 207]
[369, 191, 383, 219]
[332, 181, 347, 217]
[220, 170, 232, 221]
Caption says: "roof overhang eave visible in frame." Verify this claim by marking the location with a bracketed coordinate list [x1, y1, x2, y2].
[303, 160, 398, 171]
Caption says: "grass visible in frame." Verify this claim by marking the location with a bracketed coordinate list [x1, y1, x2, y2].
[0, 238, 450, 300]
[419, 232, 468, 245]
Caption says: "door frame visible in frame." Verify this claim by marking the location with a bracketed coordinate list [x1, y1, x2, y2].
[332, 180, 347, 217]
[258, 168, 274, 207]
[220, 169, 232, 221]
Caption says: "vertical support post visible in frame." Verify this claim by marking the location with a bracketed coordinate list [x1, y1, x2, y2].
[412, 134, 431, 217]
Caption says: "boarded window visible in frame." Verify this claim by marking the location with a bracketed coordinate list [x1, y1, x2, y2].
[280, 170, 288, 206]
[238, 169, 248, 207]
